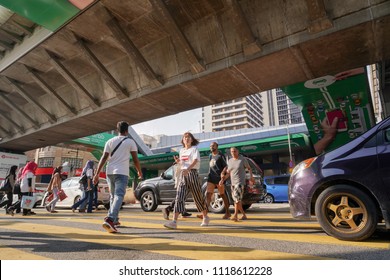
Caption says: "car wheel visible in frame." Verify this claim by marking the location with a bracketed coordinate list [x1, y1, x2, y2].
[34, 200, 42, 208]
[242, 204, 252, 211]
[208, 192, 226, 213]
[140, 190, 158, 212]
[74, 195, 81, 205]
[315, 185, 378, 241]
[263, 194, 274, 204]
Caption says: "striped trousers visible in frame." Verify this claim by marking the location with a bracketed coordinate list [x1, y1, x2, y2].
[173, 169, 207, 214]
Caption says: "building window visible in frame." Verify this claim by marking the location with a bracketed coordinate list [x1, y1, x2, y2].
[38, 157, 54, 167]
[61, 157, 83, 169]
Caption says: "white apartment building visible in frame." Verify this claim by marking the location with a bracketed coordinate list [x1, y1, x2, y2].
[202, 93, 264, 132]
[202, 90, 303, 132]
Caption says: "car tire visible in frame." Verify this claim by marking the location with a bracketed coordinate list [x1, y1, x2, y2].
[315, 185, 378, 241]
[263, 194, 274, 204]
[208, 192, 226, 213]
[140, 190, 158, 212]
[242, 204, 252, 211]
[74, 195, 81, 205]
[34, 200, 42, 208]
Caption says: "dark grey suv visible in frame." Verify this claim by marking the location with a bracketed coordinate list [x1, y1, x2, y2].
[135, 157, 265, 213]
[289, 116, 390, 241]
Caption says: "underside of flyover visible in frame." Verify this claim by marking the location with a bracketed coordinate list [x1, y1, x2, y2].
[1, 0, 390, 152]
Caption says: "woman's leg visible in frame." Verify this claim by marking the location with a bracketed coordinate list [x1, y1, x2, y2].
[48, 187, 59, 212]
[172, 175, 189, 222]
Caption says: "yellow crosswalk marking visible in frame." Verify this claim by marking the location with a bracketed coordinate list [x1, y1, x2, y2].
[0, 245, 50, 260]
[3, 221, 328, 260]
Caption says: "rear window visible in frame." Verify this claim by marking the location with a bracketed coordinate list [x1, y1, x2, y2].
[265, 176, 290, 185]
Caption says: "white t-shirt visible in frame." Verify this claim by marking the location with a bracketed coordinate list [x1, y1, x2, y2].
[20, 172, 35, 193]
[103, 136, 138, 176]
[179, 146, 200, 170]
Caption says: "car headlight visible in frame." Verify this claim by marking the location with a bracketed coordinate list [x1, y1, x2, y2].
[291, 156, 317, 176]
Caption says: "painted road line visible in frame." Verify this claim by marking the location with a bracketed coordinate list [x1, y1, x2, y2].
[3, 215, 389, 250]
[2, 222, 328, 260]
[0, 245, 51, 260]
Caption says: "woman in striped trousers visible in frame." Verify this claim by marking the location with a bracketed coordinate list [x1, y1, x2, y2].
[164, 132, 210, 229]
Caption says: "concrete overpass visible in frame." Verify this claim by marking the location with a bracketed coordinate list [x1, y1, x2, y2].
[0, 0, 390, 152]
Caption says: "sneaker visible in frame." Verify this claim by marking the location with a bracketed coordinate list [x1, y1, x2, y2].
[46, 206, 51, 212]
[102, 217, 117, 233]
[8, 209, 14, 216]
[181, 212, 192, 218]
[29, 211, 36, 215]
[164, 220, 177, 229]
[114, 221, 121, 227]
[200, 216, 210, 227]
[162, 207, 170, 220]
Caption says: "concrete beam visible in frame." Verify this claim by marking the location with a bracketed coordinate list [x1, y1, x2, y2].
[0, 125, 12, 137]
[150, 0, 206, 74]
[42, 48, 100, 109]
[305, 0, 333, 33]
[0, 92, 40, 129]
[0, 109, 24, 133]
[227, 0, 262, 56]
[0, 29, 23, 44]
[179, 84, 215, 104]
[73, 33, 129, 100]
[2, 76, 57, 124]
[105, 13, 164, 88]
[22, 64, 77, 116]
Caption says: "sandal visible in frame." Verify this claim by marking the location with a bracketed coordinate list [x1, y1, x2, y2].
[222, 213, 231, 219]
[239, 215, 248, 220]
[230, 216, 238, 222]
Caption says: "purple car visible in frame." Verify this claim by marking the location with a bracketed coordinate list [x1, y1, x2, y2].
[289, 116, 390, 241]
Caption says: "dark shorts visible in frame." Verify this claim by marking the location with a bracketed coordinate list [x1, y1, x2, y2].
[207, 175, 221, 185]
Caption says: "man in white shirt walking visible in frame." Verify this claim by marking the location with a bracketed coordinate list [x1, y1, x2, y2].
[93, 121, 143, 233]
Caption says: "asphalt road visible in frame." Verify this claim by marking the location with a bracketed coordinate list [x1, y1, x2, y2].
[0, 203, 389, 260]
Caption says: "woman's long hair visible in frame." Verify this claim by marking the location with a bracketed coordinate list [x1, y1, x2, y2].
[181, 132, 199, 147]
[7, 165, 17, 179]
[52, 166, 63, 175]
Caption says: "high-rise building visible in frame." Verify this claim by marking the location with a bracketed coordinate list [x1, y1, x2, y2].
[202, 93, 264, 132]
[261, 88, 303, 126]
[202, 90, 303, 132]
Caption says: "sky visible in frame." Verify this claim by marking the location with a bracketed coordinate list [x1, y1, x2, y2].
[132, 108, 202, 136]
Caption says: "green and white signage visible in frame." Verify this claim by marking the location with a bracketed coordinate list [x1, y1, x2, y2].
[282, 68, 375, 152]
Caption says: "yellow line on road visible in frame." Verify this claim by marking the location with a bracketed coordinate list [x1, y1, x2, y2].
[2, 222, 327, 260]
[2, 212, 389, 250]
[0, 245, 51, 260]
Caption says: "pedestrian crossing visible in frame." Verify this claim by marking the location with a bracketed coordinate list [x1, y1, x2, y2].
[0, 207, 389, 260]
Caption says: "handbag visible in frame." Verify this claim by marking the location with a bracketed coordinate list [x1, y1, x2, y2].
[13, 182, 21, 195]
[58, 189, 67, 201]
[79, 173, 88, 184]
[46, 193, 54, 203]
[123, 187, 136, 204]
[0, 178, 12, 193]
[21, 195, 36, 209]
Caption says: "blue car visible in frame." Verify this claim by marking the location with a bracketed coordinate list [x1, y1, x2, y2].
[263, 175, 290, 203]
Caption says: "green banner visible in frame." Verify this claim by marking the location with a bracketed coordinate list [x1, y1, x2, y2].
[0, 0, 79, 31]
[282, 68, 375, 152]
[72, 132, 114, 149]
